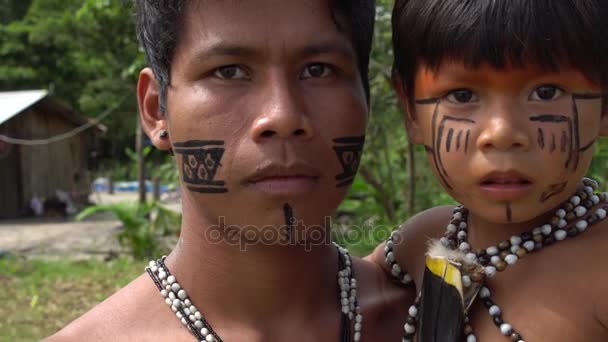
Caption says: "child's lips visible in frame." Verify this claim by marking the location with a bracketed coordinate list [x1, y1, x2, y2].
[479, 172, 534, 201]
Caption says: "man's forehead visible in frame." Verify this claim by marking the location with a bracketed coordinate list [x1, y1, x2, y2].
[174, 0, 356, 64]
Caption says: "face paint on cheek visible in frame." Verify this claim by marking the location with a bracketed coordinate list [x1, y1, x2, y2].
[431, 105, 476, 190]
[333, 135, 365, 188]
[529, 114, 573, 169]
[283, 203, 294, 237]
[173, 140, 227, 193]
[540, 181, 568, 203]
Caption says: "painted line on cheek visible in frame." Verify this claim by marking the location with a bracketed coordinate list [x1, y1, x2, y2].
[465, 130, 470, 154]
[580, 138, 597, 152]
[570, 96, 581, 170]
[333, 135, 365, 188]
[456, 130, 463, 151]
[529, 115, 569, 123]
[550, 133, 556, 153]
[446, 128, 454, 152]
[415, 97, 440, 105]
[560, 130, 568, 152]
[540, 182, 568, 203]
[432, 106, 453, 190]
[537, 128, 545, 150]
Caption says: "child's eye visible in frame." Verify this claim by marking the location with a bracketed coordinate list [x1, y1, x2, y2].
[301, 63, 333, 79]
[529, 85, 564, 101]
[445, 89, 478, 104]
[213, 65, 249, 80]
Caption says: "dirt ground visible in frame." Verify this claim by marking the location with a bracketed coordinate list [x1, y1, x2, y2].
[0, 192, 181, 260]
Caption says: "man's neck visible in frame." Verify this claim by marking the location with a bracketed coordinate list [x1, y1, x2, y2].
[162, 218, 342, 331]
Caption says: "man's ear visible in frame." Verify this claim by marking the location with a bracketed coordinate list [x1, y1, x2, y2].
[137, 67, 171, 151]
[392, 74, 423, 144]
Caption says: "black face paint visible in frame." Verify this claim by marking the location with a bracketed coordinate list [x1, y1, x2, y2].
[506, 203, 512, 222]
[550, 133, 556, 153]
[173, 140, 227, 193]
[537, 128, 546, 150]
[456, 130, 463, 151]
[540, 181, 568, 203]
[283, 203, 294, 237]
[333, 135, 365, 188]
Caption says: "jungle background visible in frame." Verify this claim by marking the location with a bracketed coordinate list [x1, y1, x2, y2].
[1, 0, 608, 340]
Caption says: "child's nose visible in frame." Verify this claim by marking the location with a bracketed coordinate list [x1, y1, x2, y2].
[476, 106, 531, 152]
[250, 78, 315, 142]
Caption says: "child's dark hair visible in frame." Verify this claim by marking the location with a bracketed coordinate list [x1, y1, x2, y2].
[135, 0, 376, 114]
[392, 0, 608, 107]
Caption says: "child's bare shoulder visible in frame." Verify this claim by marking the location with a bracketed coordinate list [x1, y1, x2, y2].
[391, 205, 456, 283]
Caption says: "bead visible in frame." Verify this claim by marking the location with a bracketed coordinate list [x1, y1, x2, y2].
[462, 275, 472, 287]
[489, 305, 501, 316]
[486, 246, 499, 256]
[556, 209, 566, 218]
[570, 195, 581, 206]
[171, 283, 181, 292]
[533, 234, 544, 243]
[575, 206, 587, 217]
[471, 272, 485, 283]
[515, 248, 527, 258]
[564, 202, 574, 211]
[495, 261, 507, 272]
[201, 327, 209, 336]
[194, 320, 203, 329]
[498, 241, 510, 251]
[523, 240, 535, 252]
[596, 208, 607, 219]
[158, 271, 167, 280]
[541, 224, 552, 235]
[500, 323, 513, 336]
[491, 255, 501, 265]
[459, 242, 471, 252]
[354, 332, 361, 341]
[485, 266, 497, 278]
[510, 235, 522, 246]
[557, 219, 567, 228]
[521, 232, 532, 241]
[576, 220, 588, 232]
[408, 305, 418, 317]
[500, 251, 510, 259]
[504, 254, 518, 265]
[392, 263, 402, 276]
[479, 287, 491, 298]
[467, 334, 477, 342]
[543, 236, 555, 246]
[510, 245, 520, 254]
[447, 224, 457, 232]
[554, 230, 567, 241]
[565, 212, 576, 221]
[167, 275, 176, 284]
[206, 334, 215, 342]
[386, 251, 395, 263]
[404, 323, 416, 334]
[591, 195, 600, 204]
[178, 289, 187, 300]
[465, 252, 477, 263]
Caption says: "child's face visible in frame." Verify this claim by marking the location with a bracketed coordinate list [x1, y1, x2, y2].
[404, 61, 605, 224]
[147, 0, 368, 230]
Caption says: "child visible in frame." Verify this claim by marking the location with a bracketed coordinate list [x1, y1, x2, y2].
[369, 0, 608, 341]
[47, 0, 410, 341]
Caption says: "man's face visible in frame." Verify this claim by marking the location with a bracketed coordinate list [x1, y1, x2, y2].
[164, 0, 368, 231]
[407, 62, 603, 224]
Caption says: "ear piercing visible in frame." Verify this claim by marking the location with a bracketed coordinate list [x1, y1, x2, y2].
[159, 130, 169, 139]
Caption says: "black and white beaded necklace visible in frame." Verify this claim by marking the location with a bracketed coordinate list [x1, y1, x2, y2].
[146, 242, 363, 342]
[385, 178, 608, 341]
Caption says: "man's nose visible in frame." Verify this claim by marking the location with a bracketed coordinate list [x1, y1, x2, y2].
[250, 76, 314, 142]
[476, 102, 531, 152]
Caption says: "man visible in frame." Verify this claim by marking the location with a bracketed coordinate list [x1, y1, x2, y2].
[47, 1, 410, 340]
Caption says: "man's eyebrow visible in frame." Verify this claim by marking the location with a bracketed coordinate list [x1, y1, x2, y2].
[193, 43, 258, 60]
[298, 40, 356, 60]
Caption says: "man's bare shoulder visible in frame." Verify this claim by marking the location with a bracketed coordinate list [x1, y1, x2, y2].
[44, 273, 187, 341]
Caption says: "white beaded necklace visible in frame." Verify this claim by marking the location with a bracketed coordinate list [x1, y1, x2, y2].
[385, 178, 608, 341]
[146, 242, 363, 342]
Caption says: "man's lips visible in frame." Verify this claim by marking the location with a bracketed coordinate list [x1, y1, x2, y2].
[245, 164, 321, 195]
[479, 171, 534, 201]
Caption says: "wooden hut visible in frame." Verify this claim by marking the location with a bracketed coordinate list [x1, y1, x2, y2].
[0, 90, 104, 219]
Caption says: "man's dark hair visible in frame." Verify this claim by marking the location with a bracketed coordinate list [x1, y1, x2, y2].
[392, 0, 608, 107]
[135, 0, 376, 114]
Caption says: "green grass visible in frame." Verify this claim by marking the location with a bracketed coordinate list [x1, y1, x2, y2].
[0, 257, 142, 341]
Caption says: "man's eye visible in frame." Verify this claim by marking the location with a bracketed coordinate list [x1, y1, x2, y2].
[529, 85, 564, 101]
[301, 63, 332, 79]
[446, 89, 478, 104]
[213, 65, 248, 80]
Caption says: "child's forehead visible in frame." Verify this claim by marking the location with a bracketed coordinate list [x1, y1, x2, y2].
[414, 60, 600, 94]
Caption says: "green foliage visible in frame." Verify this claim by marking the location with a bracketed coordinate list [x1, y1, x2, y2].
[0, 257, 141, 341]
[76, 201, 181, 259]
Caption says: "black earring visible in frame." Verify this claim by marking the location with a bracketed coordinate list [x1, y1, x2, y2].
[159, 130, 169, 139]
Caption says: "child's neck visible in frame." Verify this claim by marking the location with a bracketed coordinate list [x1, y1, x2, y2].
[466, 207, 557, 249]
